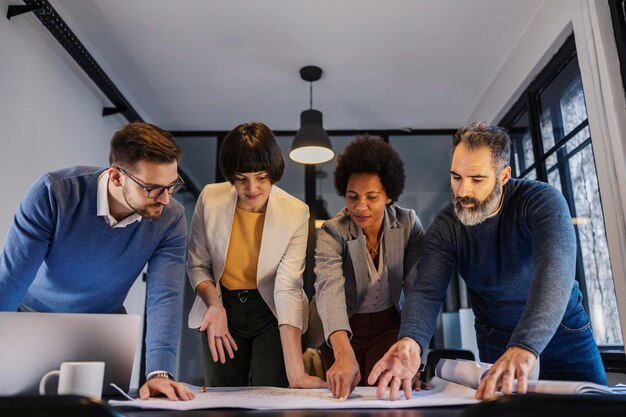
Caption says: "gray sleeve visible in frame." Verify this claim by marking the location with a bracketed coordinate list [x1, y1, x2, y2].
[402, 209, 425, 296]
[507, 187, 577, 356]
[399, 215, 454, 352]
[313, 227, 352, 344]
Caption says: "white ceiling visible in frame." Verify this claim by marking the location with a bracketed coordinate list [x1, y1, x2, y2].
[53, 0, 544, 131]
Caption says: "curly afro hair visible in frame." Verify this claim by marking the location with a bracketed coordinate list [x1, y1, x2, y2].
[333, 136, 406, 203]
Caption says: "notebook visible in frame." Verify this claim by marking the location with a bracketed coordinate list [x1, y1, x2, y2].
[0, 312, 140, 396]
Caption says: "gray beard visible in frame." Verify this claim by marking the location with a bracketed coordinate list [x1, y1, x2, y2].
[453, 181, 502, 226]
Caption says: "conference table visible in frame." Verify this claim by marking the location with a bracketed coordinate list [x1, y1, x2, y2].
[116, 394, 626, 417]
[115, 394, 626, 417]
[119, 407, 465, 417]
[4, 392, 626, 417]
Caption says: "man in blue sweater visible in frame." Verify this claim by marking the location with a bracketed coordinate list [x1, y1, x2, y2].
[0, 122, 193, 401]
[369, 122, 606, 400]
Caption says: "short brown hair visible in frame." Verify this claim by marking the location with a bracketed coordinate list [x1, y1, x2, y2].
[453, 121, 511, 170]
[109, 122, 181, 169]
[219, 122, 285, 183]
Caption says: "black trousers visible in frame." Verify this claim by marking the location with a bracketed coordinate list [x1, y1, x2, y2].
[200, 286, 288, 387]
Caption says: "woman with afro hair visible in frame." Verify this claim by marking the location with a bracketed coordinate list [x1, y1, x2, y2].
[312, 136, 424, 400]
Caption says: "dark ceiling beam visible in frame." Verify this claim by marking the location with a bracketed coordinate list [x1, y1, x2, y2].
[8, 0, 199, 200]
[6, 4, 42, 19]
[17, 0, 142, 122]
[7, 0, 205, 197]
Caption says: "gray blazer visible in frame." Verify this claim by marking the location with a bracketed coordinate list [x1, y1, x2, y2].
[312, 204, 424, 345]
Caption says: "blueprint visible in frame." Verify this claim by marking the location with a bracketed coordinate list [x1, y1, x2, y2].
[109, 377, 479, 410]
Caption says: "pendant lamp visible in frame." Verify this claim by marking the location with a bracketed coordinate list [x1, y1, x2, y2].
[289, 66, 334, 164]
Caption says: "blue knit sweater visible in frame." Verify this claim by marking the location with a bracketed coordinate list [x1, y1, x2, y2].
[0, 166, 187, 375]
[400, 178, 581, 357]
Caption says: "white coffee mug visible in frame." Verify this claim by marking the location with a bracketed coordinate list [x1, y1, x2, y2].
[39, 361, 105, 400]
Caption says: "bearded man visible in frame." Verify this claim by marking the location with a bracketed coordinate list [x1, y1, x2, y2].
[368, 122, 606, 400]
[0, 122, 193, 401]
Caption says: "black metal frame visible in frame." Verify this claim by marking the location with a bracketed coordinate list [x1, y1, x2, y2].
[10, 0, 142, 122]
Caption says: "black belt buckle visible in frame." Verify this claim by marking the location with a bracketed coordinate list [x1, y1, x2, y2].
[238, 290, 248, 303]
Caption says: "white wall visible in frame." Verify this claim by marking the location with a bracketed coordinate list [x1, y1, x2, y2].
[0, 0, 126, 246]
[469, 0, 573, 123]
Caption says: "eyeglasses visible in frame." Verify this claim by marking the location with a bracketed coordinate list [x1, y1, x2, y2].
[117, 167, 185, 199]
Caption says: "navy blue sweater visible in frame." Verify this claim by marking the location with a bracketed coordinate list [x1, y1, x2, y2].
[0, 166, 187, 374]
[399, 178, 582, 356]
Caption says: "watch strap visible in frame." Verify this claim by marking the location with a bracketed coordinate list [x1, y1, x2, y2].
[146, 371, 175, 381]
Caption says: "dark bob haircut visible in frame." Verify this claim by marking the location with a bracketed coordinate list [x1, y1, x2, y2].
[334, 136, 406, 203]
[109, 122, 181, 169]
[219, 122, 285, 184]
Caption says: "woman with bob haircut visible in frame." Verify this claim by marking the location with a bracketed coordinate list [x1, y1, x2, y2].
[312, 136, 424, 400]
[187, 122, 325, 388]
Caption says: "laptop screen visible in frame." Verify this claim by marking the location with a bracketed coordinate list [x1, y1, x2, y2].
[0, 312, 140, 396]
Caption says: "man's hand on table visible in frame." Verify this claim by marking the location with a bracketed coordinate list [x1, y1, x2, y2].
[475, 346, 537, 399]
[368, 337, 422, 400]
[139, 377, 195, 401]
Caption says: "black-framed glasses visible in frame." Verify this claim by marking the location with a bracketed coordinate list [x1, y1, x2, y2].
[117, 167, 185, 199]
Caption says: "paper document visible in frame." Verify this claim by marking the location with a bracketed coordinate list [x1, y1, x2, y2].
[109, 378, 479, 410]
[435, 359, 614, 395]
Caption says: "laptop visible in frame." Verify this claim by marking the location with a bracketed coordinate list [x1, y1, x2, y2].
[0, 312, 140, 396]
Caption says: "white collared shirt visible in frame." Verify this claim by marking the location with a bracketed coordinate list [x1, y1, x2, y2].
[97, 169, 142, 228]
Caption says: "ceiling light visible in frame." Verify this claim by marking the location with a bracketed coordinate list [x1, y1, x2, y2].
[290, 66, 334, 164]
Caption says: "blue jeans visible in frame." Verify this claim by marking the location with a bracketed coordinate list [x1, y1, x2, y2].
[475, 306, 607, 385]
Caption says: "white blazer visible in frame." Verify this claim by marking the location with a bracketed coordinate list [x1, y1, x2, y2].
[187, 182, 310, 332]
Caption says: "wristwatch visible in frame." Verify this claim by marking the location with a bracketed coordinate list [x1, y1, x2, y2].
[147, 371, 175, 381]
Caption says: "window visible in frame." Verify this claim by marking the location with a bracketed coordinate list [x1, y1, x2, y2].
[500, 35, 623, 347]
[275, 136, 306, 202]
[509, 111, 536, 180]
[389, 135, 453, 229]
[314, 136, 360, 220]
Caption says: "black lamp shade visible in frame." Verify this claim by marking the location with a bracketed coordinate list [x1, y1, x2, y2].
[290, 109, 334, 164]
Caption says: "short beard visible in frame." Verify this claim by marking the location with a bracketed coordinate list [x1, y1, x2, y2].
[123, 185, 164, 221]
[453, 180, 502, 226]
